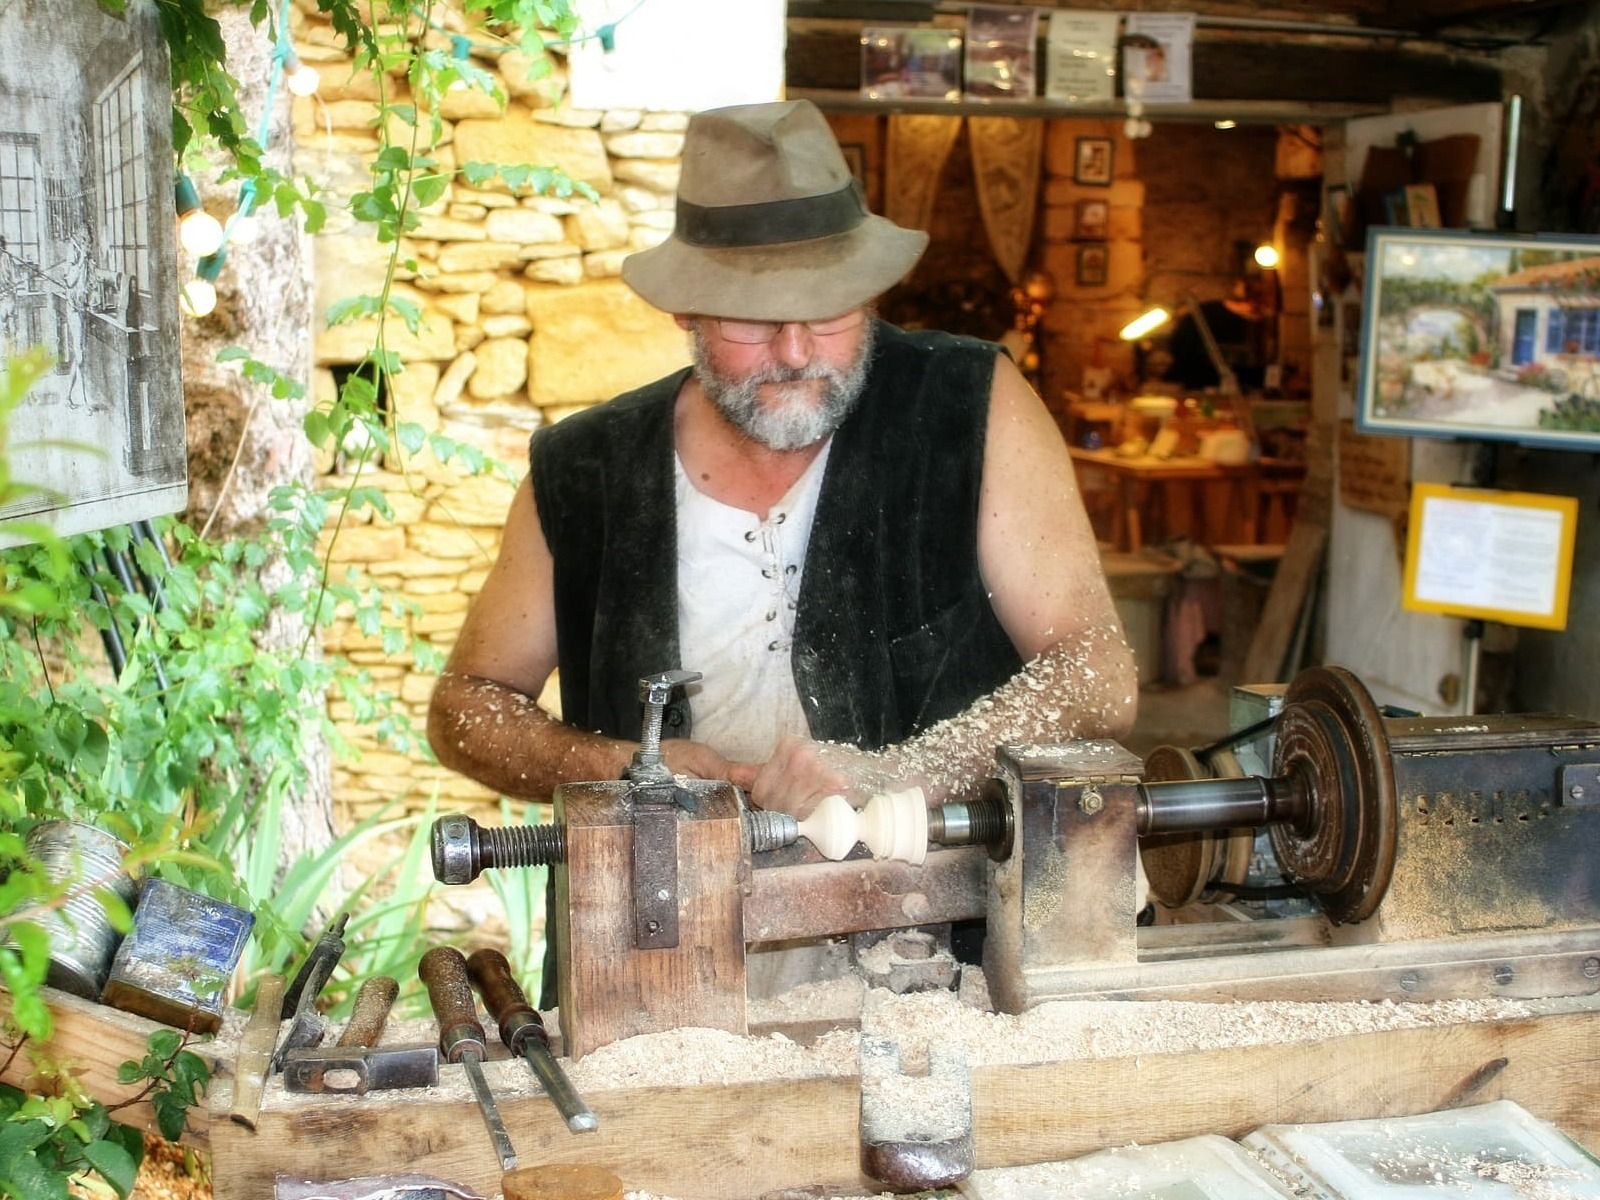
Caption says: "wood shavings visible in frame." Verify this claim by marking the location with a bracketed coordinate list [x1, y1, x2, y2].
[567, 1026, 857, 1091]
[747, 974, 865, 1027]
[858, 984, 1533, 1075]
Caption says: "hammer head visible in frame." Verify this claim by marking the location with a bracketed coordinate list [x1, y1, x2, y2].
[282, 1043, 440, 1095]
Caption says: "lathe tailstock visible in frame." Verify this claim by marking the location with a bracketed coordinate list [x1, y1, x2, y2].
[432, 666, 1600, 1057]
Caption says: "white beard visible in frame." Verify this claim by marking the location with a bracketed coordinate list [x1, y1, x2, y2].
[690, 320, 876, 451]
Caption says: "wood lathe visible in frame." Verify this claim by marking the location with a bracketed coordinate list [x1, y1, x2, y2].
[431, 665, 1600, 1060]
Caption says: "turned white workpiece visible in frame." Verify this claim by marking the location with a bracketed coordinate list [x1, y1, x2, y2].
[797, 787, 929, 865]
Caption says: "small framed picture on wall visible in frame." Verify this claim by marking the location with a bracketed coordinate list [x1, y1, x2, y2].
[1076, 243, 1109, 286]
[1075, 198, 1109, 240]
[1074, 136, 1114, 186]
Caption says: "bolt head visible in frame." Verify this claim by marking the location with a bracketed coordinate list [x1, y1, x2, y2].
[432, 815, 478, 885]
[1079, 787, 1105, 815]
[1582, 957, 1600, 980]
[1571, 785, 1586, 800]
[1399, 971, 1419, 992]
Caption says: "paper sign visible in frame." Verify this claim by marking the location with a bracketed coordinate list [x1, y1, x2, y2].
[1402, 484, 1578, 630]
[1122, 12, 1195, 105]
[1337, 420, 1410, 521]
[1045, 10, 1118, 104]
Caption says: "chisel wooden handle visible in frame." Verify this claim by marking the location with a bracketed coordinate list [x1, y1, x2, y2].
[418, 947, 486, 1062]
[465, 949, 547, 1052]
[336, 975, 399, 1048]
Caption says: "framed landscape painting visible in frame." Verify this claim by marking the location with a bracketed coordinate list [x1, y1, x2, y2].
[1357, 228, 1600, 451]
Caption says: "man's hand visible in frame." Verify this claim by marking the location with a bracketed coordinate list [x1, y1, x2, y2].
[659, 739, 739, 783]
[727, 737, 901, 819]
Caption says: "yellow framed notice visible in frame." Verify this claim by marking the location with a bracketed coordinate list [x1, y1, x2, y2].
[1402, 483, 1578, 630]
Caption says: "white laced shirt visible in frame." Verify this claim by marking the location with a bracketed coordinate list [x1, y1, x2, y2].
[673, 442, 833, 764]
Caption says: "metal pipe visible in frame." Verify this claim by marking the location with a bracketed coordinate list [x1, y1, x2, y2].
[1136, 774, 1308, 835]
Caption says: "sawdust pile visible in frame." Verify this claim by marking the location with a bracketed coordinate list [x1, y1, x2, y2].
[853, 987, 1534, 1075]
[127, 1134, 210, 1200]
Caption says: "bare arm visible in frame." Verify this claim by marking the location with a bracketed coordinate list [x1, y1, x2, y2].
[428, 478, 733, 799]
[733, 355, 1137, 815]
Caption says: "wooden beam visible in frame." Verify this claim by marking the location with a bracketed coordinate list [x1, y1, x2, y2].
[787, 24, 1502, 108]
[0, 985, 220, 1145]
[745, 847, 987, 942]
[209, 998, 1600, 1199]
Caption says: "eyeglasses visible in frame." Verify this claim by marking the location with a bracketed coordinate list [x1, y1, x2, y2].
[711, 311, 866, 345]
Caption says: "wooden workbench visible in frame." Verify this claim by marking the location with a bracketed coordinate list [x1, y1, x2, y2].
[205, 994, 1600, 1200]
[1070, 446, 1305, 551]
[9, 983, 1596, 1199]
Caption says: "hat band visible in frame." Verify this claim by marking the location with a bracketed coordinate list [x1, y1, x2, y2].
[675, 180, 867, 248]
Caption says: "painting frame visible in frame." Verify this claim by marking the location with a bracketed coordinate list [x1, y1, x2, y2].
[1075, 242, 1109, 287]
[0, 0, 189, 546]
[1073, 136, 1113, 186]
[1075, 198, 1109, 240]
[1356, 227, 1600, 452]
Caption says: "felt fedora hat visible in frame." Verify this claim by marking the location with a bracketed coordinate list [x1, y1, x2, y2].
[621, 100, 928, 322]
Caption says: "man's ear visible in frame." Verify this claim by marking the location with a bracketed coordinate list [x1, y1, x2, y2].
[674, 314, 695, 331]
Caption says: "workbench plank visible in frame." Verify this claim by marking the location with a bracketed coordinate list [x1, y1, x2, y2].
[209, 998, 1599, 1200]
[975, 1000, 1600, 1168]
[0, 984, 220, 1145]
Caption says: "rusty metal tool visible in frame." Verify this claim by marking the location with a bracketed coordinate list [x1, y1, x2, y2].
[283, 975, 439, 1095]
[858, 1036, 974, 1192]
[418, 946, 518, 1170]
[465, 948, 597, 1133]
[230, 974, 285, 1130]
[271, 912, 349, 1073]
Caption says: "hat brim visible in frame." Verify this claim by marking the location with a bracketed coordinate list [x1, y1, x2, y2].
[621, 216, 929, 322]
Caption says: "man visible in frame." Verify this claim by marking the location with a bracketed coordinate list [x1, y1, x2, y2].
[429, 99, 1134, 830]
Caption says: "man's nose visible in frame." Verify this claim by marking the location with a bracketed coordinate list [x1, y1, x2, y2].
[771, 323, 814, 369]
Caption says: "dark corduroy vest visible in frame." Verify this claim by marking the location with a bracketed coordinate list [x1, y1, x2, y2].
[528, 320, 1024, 751]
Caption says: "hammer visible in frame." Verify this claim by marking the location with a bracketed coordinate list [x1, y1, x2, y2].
[282, 976, 439, 1095]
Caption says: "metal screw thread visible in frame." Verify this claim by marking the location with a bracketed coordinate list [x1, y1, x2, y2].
[481, 823, 567, 870]
[744, 810, 798, 853]
[928, 798, 1009, 847]
[638, 705, 665, 758]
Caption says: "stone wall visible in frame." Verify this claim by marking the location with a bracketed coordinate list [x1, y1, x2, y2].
[288, 2, 691, 824]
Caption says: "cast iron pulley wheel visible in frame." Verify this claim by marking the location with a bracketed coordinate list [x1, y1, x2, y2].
[1268, 666, 1397, 924]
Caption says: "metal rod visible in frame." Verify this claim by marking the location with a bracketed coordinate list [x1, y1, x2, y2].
[518, 1040, 597, 1134]
[1136, 775, 1308, 835]
[460, 1051, 518, 1170]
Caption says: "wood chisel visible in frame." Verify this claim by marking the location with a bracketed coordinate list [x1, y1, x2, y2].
[466, 948, 597, 1133]
[418, 946, 518, 1170]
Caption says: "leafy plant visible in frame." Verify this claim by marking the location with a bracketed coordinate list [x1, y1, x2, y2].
[0, 1027, 206, 1200]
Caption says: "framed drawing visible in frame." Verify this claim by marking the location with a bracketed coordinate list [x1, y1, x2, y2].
[1075, 199, 1109, 240]
[1357, 228, 1600, 451]
[1074, 136, 1113, 186]
[0, 0, 187, 545]
[1076, 243, 1109, 287]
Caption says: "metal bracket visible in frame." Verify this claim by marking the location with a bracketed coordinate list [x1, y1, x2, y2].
[632, 800, 680, 949]
[1558, 763, 1600, 807]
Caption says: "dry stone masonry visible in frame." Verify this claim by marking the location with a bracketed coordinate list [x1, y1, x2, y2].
[289, 0, 691, 822]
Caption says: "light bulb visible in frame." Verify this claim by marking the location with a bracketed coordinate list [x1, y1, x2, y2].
[228, 214, 260, 245]
[1254, 243, 1281, 270]
[179, 209, 224, 257]
[1214, 119, 1237, 130]
[287, 63, 321, 96]
[180, 278, 217, 318]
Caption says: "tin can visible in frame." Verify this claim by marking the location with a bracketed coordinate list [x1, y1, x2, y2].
[101, 878, 254, 1033]
[22, 820, 139, 1000]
